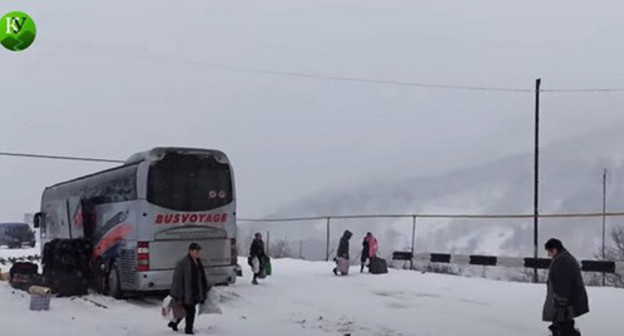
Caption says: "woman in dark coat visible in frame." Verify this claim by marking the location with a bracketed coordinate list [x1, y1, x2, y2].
[333, 230, 352, 275]
[542, 238, 588, 336]
[249, 232, 266, 285]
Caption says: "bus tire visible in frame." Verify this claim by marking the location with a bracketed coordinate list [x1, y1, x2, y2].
[107, 262, 123, 299]
[94, 258, 107, 294]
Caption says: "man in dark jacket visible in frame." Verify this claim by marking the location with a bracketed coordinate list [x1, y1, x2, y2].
[249, 232, 266, 285]
[542, 238, 588, 336]
[168, 242, 209, 335]
[333, 230, 352, 275]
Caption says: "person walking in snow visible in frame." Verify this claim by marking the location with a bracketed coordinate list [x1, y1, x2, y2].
[333, 230, 352, 275]
[360, 232, 379, 273]
[248, 232, 266, 285]
[542, 238, 588, 336]
[168, 242, 209, 335]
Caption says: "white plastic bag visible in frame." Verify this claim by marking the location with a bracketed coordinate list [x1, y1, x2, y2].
[161, 295, 185, 321]
[161, 295, 174, 321]
[251, 256, 260, 274]
[198, 290, 223, 315]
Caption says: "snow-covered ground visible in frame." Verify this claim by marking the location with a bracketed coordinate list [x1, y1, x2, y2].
[0, 250, 622, 335]
[0, 245, 41, 258]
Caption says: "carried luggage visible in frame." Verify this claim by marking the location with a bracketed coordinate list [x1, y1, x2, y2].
[335, 257, 350, 275]
[368, 256, 388, 274]
[262, 255, 272, 276]
[9, 262, 38, 290]
[161, 295, 186, 321]
[250, 256, 260, 274]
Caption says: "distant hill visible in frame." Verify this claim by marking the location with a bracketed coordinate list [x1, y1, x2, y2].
[240, 124, 624, 260]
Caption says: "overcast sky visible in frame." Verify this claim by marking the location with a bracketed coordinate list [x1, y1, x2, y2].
[2, 0, 624, 221]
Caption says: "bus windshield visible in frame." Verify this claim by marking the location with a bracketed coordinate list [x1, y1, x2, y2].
[147, 152, 233, 212]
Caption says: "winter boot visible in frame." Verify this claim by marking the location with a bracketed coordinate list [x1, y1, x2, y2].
[168, 321, 178, 331]
[332, 267, 338, 276]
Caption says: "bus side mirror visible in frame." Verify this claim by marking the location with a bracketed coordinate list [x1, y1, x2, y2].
[33, 212, 43, 228]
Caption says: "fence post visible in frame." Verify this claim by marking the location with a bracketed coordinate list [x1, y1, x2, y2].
[411, 216, 416, 270]
[326, 217, 331, 261]
[266, 231, 270, 256]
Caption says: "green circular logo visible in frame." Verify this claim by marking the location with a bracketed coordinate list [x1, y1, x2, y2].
[0, 11, 36, 52]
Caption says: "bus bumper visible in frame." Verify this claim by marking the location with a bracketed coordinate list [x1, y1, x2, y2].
[134, 265, 238, 291]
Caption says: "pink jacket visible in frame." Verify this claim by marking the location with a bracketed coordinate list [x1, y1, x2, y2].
[366, 235, 379, 258]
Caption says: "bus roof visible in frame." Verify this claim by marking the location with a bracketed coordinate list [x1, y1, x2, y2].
[124, 147, 228, 165]
[43, 147, 229, 192]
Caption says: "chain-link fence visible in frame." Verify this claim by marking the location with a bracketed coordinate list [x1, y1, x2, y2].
[238, 211, 624, 285]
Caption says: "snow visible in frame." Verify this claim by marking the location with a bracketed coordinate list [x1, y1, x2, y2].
[0, 245, 41, 259]
[0, 252, 622, 335]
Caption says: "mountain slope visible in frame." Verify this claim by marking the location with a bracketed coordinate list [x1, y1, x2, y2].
[242, 124, 624, 259]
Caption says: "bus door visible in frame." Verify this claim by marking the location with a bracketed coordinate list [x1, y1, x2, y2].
[66, 197, 83, 239]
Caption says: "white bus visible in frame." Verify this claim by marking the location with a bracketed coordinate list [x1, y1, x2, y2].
[33, 147, 239, 298]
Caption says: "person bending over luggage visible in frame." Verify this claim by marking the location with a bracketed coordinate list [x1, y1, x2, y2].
[333, 230, 352, 275]
[168, 242, 209, 335]
[249, 232, 266, 285]
[360, 232, 379, 273]
[542, 238, 588, 336]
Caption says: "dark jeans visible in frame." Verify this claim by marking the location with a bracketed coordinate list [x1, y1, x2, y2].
[548, 319, 579, 336]
[175, 304, 197, 332]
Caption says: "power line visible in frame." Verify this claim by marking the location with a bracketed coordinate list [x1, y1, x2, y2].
[146, 54, 624, 94]
[542, 88, 624, 93]
[0, 151, 124, 164]
[178, 60, 533, 93]
[46, 38, 624, 94]
[156, 57, 534, 93]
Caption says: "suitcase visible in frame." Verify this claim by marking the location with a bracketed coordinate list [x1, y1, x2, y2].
[369, 257, 388, 274]
[335, 257, 350, 275]
[9, 262, 38, 290]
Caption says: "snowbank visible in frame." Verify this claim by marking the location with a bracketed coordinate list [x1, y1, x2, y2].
[0, 255, 621, 335]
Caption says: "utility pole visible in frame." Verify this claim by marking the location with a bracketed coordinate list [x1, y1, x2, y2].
[411, 216, 416, 270]
[326, 217, 331, 261]
[602, 168, 607, 286]
[266, 231, 270, 256]
[533, 78, 541, 284]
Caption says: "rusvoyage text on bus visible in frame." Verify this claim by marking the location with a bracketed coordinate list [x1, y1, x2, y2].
[154, 213, 228, 225]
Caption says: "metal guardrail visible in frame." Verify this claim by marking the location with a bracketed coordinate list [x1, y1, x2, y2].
[392, 251, 624, 274]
